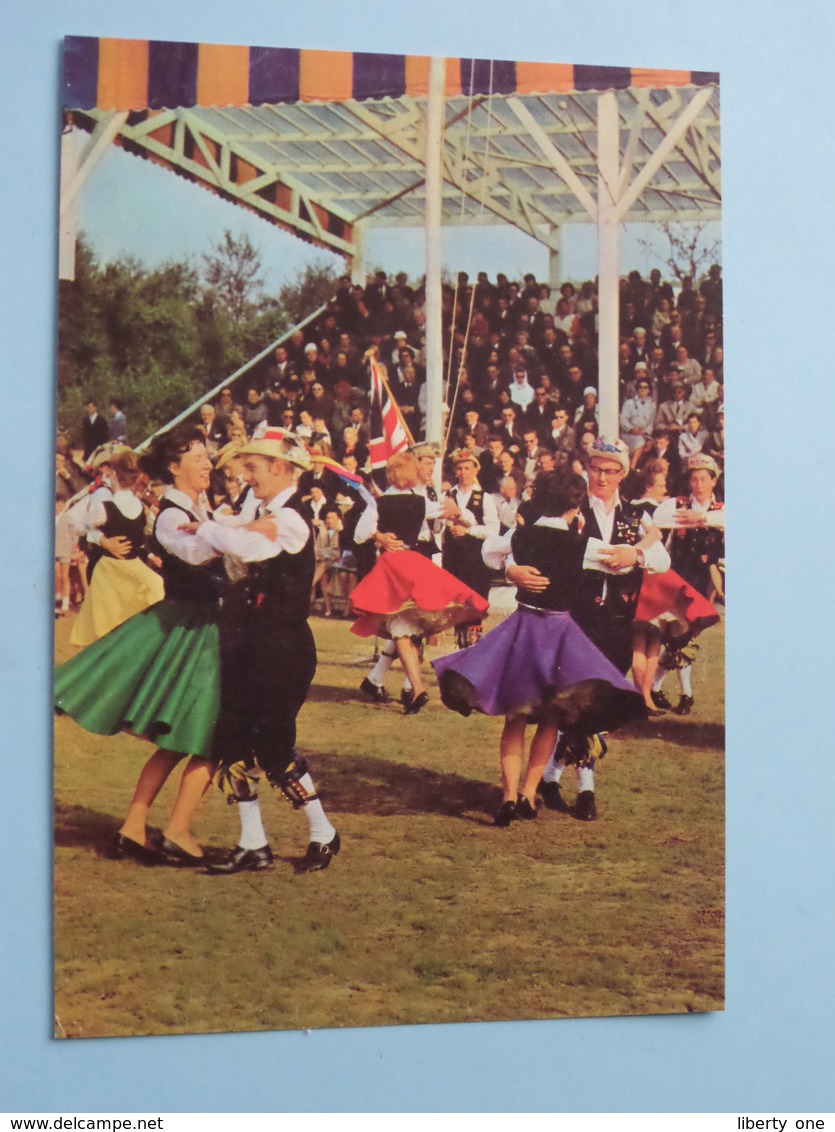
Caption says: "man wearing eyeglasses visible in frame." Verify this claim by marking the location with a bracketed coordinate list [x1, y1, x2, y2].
[536, 437, 670, 820]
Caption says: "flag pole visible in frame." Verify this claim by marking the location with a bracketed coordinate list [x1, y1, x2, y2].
[365, 349, 416, 447]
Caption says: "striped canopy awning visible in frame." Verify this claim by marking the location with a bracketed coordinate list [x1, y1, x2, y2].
[63, 36, 718, 112]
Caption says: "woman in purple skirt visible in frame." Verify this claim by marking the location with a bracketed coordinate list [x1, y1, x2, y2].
[432, 470, 646, 826]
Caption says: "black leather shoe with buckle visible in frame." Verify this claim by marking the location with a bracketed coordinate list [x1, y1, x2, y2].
[296, 831, 341, 873]
[359, 677, 390, 703]
[206, 844, 274, 874]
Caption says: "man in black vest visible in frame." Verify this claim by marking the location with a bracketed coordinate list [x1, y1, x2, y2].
[443, 449, 500, 647]
[537, 437, 669, 820]
[193, 429, 340, 874]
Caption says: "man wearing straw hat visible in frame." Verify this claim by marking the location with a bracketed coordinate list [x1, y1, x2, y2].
[186, 427, 340, 874]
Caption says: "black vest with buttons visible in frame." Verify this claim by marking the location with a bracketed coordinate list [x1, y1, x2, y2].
[243, 490, 315, 625]
[575, 497, 645, 624]
[152, 499, 227, 603]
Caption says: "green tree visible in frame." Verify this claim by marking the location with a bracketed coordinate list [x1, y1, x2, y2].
[277, 258, 340, 326]
[202, 230, 265, 330]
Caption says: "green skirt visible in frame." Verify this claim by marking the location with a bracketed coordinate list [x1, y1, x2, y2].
[55, 598, 221, 759]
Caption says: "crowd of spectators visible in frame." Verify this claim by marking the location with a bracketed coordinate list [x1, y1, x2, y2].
[193, 263, 723, 494]
[56, 264, 724, 614]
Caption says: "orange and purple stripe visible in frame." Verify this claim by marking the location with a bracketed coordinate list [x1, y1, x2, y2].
[63, 36, 718, 111]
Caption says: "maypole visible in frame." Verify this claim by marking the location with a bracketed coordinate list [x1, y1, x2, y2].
[423, 56, 446, 451]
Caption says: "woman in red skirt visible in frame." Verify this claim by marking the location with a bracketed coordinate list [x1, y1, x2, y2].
[350, 452, 488, 714]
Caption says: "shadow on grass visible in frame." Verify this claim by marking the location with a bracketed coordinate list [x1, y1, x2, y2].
[293, 751, 499, 822]
[305, 683, 359, 706]
[55, 801, 119, 856]
[626, 718, 725, 752]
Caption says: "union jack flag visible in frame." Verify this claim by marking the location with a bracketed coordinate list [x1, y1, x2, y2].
[368, 356, 408, 488]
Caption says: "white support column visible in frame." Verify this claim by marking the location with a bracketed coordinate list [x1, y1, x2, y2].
[547, 225, 563, 288]
[423, 56, 445, 448]
[596, 91, 621, 440]
[59, 130, 79, 282]
[350, 221, 367, 285]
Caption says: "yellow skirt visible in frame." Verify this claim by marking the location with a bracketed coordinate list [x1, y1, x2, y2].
[70, 557, 165, 648]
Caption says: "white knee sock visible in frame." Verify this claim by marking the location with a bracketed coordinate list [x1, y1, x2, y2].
[678, 665, 693, 697]
[368, 641, 397, 687]
[542, 736, 565, 784]
[652, 669, 667, 692]
[299, 773, 336, 843]
[576, 765, 595, 793]
[237, 798, 268, 850]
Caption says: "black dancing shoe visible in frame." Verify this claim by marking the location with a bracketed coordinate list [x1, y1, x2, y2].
[158, 835, 205, 866]
[516, 796, 537, 820]
[400, 688, 414, 709]
[206, 845, 274, 874]
[494, 800, 517, 827]
[651, 690, 674, 711]
[110, 832, 160, 864]
[296, 831, 341, 873]
[404, 690, 429, 715]
[537, 781, 570, 813]
[360, 677, 391, 703]
[674, 694, 694, 716]
[573, 791, 598, 822]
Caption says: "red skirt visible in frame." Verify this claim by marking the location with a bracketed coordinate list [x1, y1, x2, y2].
[350, 549, 489, 639]
[635, 569, 719, 642]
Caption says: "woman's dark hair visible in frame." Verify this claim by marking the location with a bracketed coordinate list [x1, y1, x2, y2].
[638, 457, 669, 494]
[532, 469, 587, 518]
[138, 426, 205, 484]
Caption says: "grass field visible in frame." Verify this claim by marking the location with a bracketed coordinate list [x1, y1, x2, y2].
[53, 602, 724, 1039]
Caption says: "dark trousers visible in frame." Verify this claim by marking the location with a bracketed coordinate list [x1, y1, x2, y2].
[215, 594, 317, 778]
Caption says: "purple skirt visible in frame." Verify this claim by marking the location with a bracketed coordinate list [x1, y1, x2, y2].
[432, 606, 646, 733]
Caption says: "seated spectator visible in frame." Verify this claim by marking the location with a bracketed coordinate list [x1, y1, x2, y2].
[548, 407, 577, 466]
[243, 386, 267, 435]
[524, 385, 555, 438]
[478, 435, 509, 495]
[198, 403, 227, 455]
[573, 386, 600, 435]
[497, 450, 525, 498]
[656, 382, 695, 437]
[690, 367, 721, 414]
[509, 366, 536, 413]
[214, 387, 242, 432]
[495, 405, 523, 456]
[620, 377, 657, 455]
[495, 477, 520, 534]
[455, 407, 489, 453]
[339, 425, 369, 469]
[678, 411, 709, 463]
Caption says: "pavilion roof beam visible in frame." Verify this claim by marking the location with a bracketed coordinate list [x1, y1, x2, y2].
[616, 86, 715, 221]
[103, 111, 357, 256]
[60, 110, 129, 217]
[505, 96, 598, 220]
[617, 88, 652, 197]
[346, 99, 563, 251]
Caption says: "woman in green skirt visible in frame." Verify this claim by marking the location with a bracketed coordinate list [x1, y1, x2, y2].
[55, 426, 230, 864]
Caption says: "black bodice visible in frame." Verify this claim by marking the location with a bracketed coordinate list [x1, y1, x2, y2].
[152, 499, 227, 603]
[101, 500, 146, 559]
[511, 523, 586, 612]
[377, 492, 426, 550]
